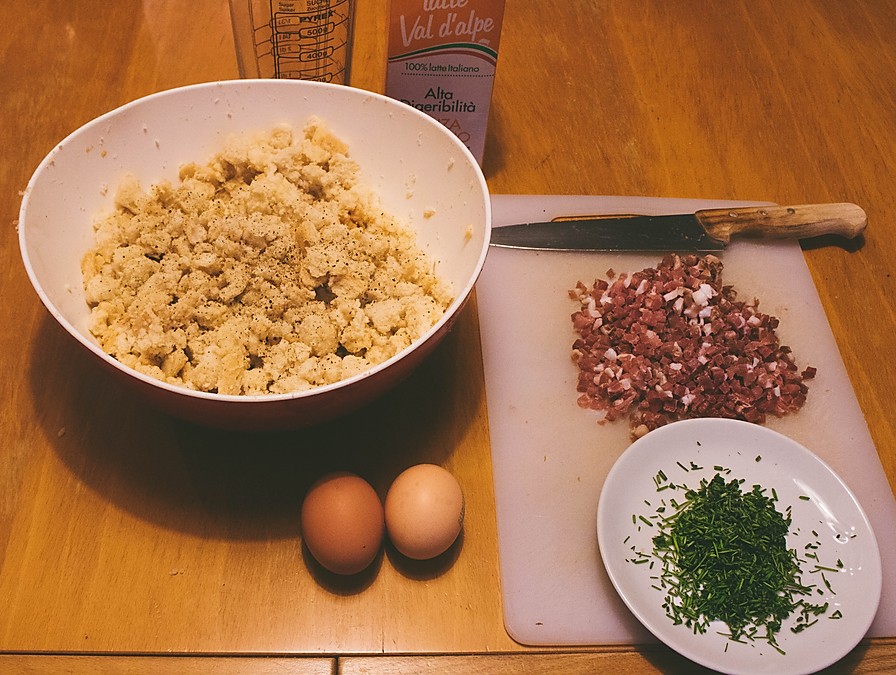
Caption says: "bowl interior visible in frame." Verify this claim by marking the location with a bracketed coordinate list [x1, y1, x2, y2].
[19, 80, 490, 401]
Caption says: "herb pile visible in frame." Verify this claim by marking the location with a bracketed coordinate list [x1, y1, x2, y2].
[628, 462, 842, 653]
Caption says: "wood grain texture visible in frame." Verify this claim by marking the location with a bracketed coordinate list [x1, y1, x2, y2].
[694, 203, 867, 243]
[1, 0, 894, 672]
[0, 656, 336, 675]
[340, 640, 896, 674]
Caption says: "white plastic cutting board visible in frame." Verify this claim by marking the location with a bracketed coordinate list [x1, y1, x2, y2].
[478, 195, 896, 646]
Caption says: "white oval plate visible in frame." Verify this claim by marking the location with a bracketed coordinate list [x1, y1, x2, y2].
[597, 418, 881, 675]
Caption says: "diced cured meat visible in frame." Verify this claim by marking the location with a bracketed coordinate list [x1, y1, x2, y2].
[569, 254, 814, 439]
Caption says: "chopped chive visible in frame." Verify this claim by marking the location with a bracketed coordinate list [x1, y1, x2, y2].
[627, 464, 840, 652]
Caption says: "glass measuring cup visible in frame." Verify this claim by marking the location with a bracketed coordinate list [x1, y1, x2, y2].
[228, 0, 355, 84]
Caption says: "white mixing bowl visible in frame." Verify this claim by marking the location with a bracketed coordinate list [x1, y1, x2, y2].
[18, 80, 491, 429]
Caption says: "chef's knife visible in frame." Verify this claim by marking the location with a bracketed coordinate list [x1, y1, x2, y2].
[488, 203, 867, 251]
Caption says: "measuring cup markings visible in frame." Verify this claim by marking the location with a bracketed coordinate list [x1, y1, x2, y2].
[279, 68, 342, 83]
[272, 5, 348, 80]
[230, 0, 354, 84]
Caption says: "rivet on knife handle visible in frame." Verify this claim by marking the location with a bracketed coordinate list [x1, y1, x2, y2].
[694, 203, 867, 243]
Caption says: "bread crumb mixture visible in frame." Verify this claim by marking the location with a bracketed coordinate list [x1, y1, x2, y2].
[81, 119, 453, 395]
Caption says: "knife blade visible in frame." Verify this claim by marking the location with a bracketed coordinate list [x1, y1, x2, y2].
[488, 203, 867, 251]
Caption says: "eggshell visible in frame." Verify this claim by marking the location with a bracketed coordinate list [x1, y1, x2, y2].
[300, 472, 384, 575]
[385, 464, 465, 560]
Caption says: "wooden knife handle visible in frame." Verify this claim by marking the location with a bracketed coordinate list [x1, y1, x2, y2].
[694, 203, 867, 243]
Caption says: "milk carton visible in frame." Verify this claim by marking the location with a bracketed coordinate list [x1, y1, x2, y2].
[386, 0, 506, 164]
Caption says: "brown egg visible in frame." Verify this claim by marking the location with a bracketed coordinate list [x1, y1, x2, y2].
[300, 472, 384, 575]
[385, 464, 465, 560]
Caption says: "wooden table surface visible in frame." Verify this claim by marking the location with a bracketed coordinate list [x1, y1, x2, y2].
[2, 1, 895, 673]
